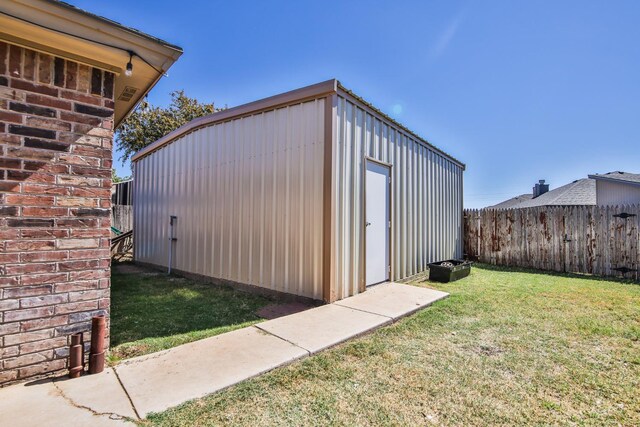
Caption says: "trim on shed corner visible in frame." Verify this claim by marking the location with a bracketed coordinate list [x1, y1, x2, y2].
[323, 93, 338, 303]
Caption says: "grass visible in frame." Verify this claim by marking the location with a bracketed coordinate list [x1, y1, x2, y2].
[109, 263, 271, 362]
[145, 264, 640, 426]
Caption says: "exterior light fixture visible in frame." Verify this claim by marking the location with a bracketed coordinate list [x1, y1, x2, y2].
[125, 51, 133, 76]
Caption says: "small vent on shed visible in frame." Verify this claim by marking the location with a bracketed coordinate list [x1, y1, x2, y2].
[118, 86, 138, 102]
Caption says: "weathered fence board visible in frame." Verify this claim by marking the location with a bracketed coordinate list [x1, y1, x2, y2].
[464, 205, 640, 281]
[112, 205, 133, 233]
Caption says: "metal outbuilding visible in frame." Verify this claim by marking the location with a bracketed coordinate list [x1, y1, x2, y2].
[132, 79, 465, 302]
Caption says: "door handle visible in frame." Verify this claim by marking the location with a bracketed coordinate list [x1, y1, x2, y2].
[365, 222, 371, 227]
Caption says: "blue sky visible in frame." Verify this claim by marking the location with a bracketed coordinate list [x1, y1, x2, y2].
[74, 0, 640, 208]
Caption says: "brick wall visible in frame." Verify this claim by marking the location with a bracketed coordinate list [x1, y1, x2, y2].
[0, 41, 113, 385]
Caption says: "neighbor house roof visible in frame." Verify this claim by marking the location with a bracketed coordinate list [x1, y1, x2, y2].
[132, 79, 465, 169]
[487, 194, 533, 209]
[515, 178, 596, 208]
[0, 0, 182, 126]
[588, 171, 640, 188]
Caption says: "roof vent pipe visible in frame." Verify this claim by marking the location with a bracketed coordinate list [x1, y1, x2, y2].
[533, 179, 549, 198]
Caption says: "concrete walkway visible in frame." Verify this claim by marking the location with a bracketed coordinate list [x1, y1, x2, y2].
[0, 283, 448, 424]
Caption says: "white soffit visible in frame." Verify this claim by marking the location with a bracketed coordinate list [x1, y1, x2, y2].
[0, 0, 182, 126]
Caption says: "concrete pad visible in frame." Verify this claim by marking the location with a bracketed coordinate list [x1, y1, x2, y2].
[0, 378, 133, 427]
[255, 304, 391, 354]
[0, 282, 448, 424]
[335, 282, 449, 320]
[54, 368, 138, 420]
[114, 326, 307, 417]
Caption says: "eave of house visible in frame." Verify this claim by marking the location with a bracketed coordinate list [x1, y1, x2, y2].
[588, 174, 640, 188]
[0, 0, 182, 127]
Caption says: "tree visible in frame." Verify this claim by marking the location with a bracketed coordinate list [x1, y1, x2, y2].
[111, 169, 131, 183]
[115, 90, 221, 163]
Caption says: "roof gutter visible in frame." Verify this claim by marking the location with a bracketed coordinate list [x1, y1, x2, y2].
[43, 0, 182, 51]
[588, 175, 640, 188]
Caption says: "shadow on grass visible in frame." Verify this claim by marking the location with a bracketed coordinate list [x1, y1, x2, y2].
[472, 262, 639, 286]
[109, 262, 272, 360]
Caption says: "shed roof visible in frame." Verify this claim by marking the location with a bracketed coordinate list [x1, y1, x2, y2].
[588, 171, 640, 187]
[131, 79, 465, 169]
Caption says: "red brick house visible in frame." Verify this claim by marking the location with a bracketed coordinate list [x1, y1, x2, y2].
[0, 0, 181, 385]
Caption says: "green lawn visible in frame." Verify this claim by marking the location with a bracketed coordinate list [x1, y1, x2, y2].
[145, 264, 640, 426]
[109, 263, 271, 362]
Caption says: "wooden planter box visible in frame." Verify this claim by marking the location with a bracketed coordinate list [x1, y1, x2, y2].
[427, 260, 472, 283]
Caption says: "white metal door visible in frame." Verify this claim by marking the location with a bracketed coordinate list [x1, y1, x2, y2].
[365, 160, 390, 286]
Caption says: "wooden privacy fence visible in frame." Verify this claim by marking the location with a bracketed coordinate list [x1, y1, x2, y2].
[112, 205, 133, 233]
[464, 205, 639, 280]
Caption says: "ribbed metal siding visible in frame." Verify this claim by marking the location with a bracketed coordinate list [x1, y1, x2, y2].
[596, 180, 640, 206]
[134, 99, 325, 299]
[331, 95, 463, 298]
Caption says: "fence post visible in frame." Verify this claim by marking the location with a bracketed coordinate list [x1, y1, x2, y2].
[476, 211, 480, 261]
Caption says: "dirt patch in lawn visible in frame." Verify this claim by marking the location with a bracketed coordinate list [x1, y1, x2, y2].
[112, 262, 150, 275]
[256, 302, 314, 320]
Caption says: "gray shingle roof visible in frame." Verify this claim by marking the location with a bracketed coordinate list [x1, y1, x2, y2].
[487, 194, 533, 209]
[588, 171, 640, 186]
[487, 171, 640, 209]
[516, 178, 596, 208]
